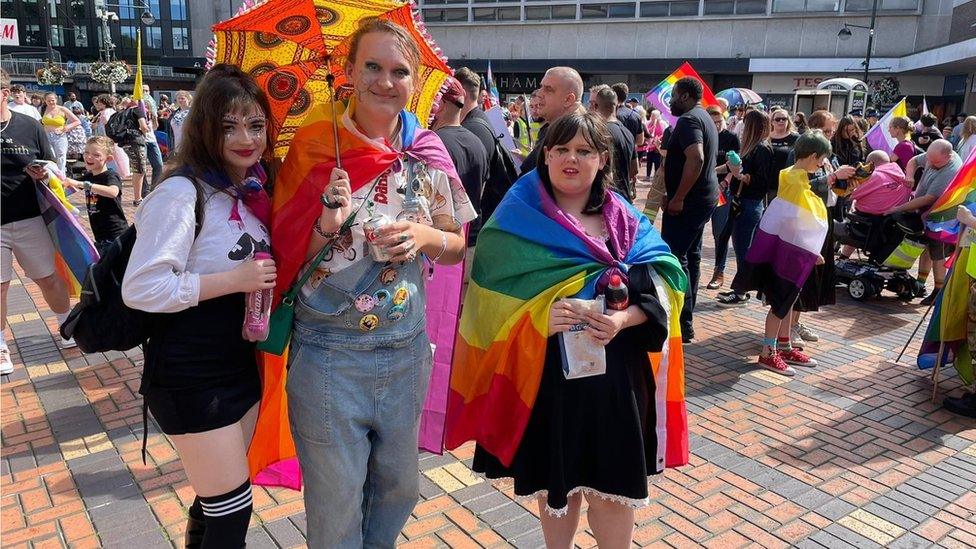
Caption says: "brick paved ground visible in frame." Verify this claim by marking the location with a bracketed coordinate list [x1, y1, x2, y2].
[2, 177, 975, 548]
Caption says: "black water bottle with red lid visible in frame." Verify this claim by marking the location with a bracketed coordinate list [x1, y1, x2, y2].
[605, 274, 629, 311]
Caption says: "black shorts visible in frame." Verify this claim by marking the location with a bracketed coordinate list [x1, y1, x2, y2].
[926, 238, 955, 262]
[141, 293, 260, 435]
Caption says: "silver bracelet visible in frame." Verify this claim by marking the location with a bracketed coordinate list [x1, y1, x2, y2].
[431, 230, 448, 263]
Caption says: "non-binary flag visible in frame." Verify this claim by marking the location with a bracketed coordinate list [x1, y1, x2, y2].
[132, 29, 147, 117]
[864, 97, 908, 156]
[644, 61, 720, 126]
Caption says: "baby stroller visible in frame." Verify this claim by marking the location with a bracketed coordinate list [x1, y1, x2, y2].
[833, 211, 924, 301]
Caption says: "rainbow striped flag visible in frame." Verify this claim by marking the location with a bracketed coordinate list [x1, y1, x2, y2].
[246, 98, 469, 490]
[34, 170, 98, 298]
[924, 147, 976, 244]
[732, 167, 828, 319]
[917, 241, 975, 386]
[865, 98, 908, 156]
[644, 62, 721, 127]
[444, 171, 689, 469]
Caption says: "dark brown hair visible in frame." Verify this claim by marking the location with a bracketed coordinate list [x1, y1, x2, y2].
[538, 112, 611, 214]
[161, 64, 275, 188]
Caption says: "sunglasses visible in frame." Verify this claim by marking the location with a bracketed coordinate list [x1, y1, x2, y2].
[773, 117, 788, 122]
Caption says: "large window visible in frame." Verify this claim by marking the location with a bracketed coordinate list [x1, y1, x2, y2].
[172, 26, 190, 49]
[473, 7, 520, 20]
[24, 24, 42, 46]
[704, 0, 766, 14]
[846, 0, 919, 10]
[422, 8, 468, 21]
[525, 5, 577, 19]
[639, 0, 700, 16]
[74, 26, 89, 48]
[146, 26, 162, 49]
[50, 25, 63, 47]
[120, 25, 137, 48]
[170, 0, 188, 20]
[772, 0, 838, 12]
[70, 0, 86, 18]
[580, 3, 636, 18]
[24, 0, 40, 17]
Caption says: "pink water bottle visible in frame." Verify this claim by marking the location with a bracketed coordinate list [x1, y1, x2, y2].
[242, 252, 272, 342]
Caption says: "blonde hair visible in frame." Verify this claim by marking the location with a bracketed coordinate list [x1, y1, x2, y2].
[962, 116, 976, 141]
[889, 116, 911, 133]
[346, 18, 420, 79]
[86, 136, 115, 156]
[174, 90, 192, 103]
[770, 107, 796, 134]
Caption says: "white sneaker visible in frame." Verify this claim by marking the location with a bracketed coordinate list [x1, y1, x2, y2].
[796, 322, 820, 342]
[789, 326, 806, 350]
[60, 336, 77, 349]
[0, 346, 13, 375]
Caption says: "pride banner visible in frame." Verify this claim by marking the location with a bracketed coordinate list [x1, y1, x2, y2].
[644, 62, 720, 126]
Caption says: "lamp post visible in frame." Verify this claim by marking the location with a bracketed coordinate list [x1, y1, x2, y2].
[838, 0, 880, 86]
[94, 0, 155, 93]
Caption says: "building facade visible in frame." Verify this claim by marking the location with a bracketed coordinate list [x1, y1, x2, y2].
[422, 0, 976, 115]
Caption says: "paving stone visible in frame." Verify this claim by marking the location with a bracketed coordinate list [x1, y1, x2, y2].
[816, 499, 858, 521]
[265, 518, 305, 548]
[245, 527, 278, 549]
[887, 532, 935, 549]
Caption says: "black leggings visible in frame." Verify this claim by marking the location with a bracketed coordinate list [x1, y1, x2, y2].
[646, 150, 662, 177]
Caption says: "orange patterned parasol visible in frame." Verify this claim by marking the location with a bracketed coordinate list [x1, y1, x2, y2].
[209, 0, 452, 158]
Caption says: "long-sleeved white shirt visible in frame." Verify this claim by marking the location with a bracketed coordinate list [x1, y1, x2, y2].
[122, 176, 270, 313]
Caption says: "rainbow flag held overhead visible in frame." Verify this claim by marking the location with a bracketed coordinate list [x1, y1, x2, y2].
[445, 170, 689, 469]
[731, 167, 829, 319]
[644, 62, 721, 126]
[924, 147, 976, 245]
[865, 98, 908, 156]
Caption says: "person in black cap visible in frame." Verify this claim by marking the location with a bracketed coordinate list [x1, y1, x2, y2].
[849, 109, 863, 120]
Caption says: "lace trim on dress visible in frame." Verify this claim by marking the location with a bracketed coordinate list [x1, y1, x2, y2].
[512, 486, 649, 518]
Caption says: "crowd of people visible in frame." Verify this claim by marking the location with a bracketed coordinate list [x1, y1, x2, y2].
[2, 17, 975, 547]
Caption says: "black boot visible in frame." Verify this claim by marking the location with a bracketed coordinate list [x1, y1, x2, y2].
[943, 392, 976, 419]
[184, 507, 206, 549]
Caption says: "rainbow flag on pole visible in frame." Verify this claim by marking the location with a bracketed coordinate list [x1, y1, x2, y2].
[924, 147, 976, 244]
[864, 98, 908, 156]
[445, 171, 689, 469]
[644, 62, 720, 126]
[486, 60, 500, 108]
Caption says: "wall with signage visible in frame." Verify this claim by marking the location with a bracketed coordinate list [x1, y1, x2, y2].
[752, 74, 946, 96]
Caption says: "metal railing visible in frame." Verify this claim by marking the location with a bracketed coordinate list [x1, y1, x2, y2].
[0, 58, 196, 80]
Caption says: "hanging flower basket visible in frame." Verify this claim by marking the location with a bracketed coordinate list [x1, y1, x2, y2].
[35, 62, 67, 86]
[89, 60, 131, 85]
[872, 77, 900, 109]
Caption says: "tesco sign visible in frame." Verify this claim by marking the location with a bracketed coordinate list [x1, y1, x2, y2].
[1, 19, 19, 47]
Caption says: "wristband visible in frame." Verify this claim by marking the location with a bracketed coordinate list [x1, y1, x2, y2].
[312, 218, 341, 240]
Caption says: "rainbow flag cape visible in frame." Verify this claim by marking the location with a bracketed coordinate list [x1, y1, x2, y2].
[732, 167, 828, 319]
[924, 147, 976, 244]
[35, 174, 98, 298]
[644, 62, 721, 127]
[865, 98, 909, 156]
[917, 236, 975, 387]
[444, 170, 689, 468]
[247, 98, 468, 490]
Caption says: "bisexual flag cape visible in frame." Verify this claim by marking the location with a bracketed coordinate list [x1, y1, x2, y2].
[732, 167, 828, 319]
[444, 170, 689, 469]
[247, 99, 467, 490]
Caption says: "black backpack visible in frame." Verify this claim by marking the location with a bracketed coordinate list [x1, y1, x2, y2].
[105, 110, 141, 145]
[59, 182, 205, 352]
[469, 116, 520, 222]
